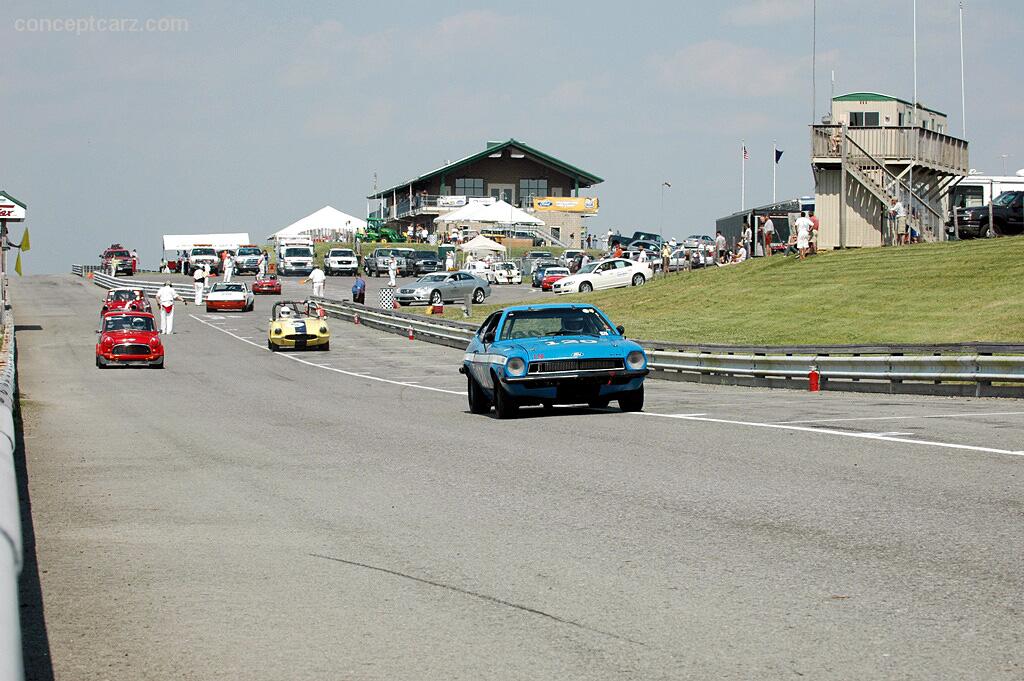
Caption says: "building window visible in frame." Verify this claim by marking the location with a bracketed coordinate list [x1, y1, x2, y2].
[519, 179, 548, 199]
[849, 111, 880, 127]
[455, 178, 485, 197]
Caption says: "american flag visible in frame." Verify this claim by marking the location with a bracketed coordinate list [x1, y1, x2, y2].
[742, 145, 749, 160]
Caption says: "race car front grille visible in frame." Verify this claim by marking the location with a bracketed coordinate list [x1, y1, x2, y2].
[285, 334, 317, 341]
[529, 358, 623, 374]
[112, 344, 151, 356]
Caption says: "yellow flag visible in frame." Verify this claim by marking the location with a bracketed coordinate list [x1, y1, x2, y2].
[14, 252, 22, 276]
[20, 228, 30, 252]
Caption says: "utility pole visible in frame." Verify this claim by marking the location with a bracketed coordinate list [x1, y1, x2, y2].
[959, 1, 967, 138]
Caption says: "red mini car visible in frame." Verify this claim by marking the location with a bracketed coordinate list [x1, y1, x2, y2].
[252, 273, 282, 295]
[541, 268, 571, 291]
[102, 288, 152, 315]
[96, 312, 164, 369]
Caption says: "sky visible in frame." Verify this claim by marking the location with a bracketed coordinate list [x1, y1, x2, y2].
[3, 0, 1022, 272]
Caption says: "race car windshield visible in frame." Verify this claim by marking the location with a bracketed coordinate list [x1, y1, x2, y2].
[104, 316, 155, 332]
[212, 284, 244, 292]
[109, 250, 130, 257]
[109, 290, 140, 301]
[191, 248, 216, 256]
[237, 248, 261, 256]
[500, 308, 612, 340]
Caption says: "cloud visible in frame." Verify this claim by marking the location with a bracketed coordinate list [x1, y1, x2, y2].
[654, 39, 806, 98]
[721, 0, 811, 26]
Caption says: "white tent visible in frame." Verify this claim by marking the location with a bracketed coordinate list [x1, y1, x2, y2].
[267, 206, 367, 241]
[459, 235, 506, 254]
[162, 233, 250, 252]
[434, 199, 544, 226]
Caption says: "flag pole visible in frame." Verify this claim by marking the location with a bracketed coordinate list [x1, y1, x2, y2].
[741, 139, 746, 211]
[772, 140, 777, 203]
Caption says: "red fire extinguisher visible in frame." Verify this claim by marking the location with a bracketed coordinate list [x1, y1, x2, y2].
[808, 367, 821, 392]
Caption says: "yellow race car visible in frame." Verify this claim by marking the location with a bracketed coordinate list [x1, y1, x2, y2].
[267, 300, 330, 351]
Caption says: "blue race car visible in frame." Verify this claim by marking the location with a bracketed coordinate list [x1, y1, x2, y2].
[460, 303, 649, 418]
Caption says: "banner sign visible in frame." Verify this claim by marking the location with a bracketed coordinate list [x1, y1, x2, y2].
[532, 196, 599, 213]
[437, 195, 467, 207]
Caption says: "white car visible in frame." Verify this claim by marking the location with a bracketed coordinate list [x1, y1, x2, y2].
[462, 261, 496, 283]
[205, 282, 255, 312]
[324, 248, 359, 276]
[559, 249, 584, 267]
[492, 262, 522, 285]
[552, 258, 653, 294]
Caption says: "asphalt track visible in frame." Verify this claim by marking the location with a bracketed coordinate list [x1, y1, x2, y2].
[11, 274, 1024, 680]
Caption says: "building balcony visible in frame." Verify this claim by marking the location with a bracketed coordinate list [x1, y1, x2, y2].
[811, 125, 969, 176]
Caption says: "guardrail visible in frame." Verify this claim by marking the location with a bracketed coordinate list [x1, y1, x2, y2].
[70, 264, 101, 277]
[312, 296, 1024, 398]
[0, 308, 24, 680]
[78, 269, 195, 299]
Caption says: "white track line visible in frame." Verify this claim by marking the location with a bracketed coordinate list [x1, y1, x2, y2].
[189, 314, 466, 396]
[637, 412, 1024, 458]
[779, 411, 1024, 424]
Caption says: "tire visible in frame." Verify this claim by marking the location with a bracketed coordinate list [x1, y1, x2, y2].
[206, 306, 213, 313]
[492, 375, 519, 419]
[95, 356, 106, 369]
[983, 222, 998, 239]
[588, 398, 610, 409]
[618, 386, 645, 412]
[268, 340, 278, 352]
[579, 282, 593, 293]
[320, 341, 330, 351]
[632, 273, 646, 286]
[472, 288, 486, 304]
[467, 374, 491, 415]
[430, 290, 443, 305]
[150, 356, 165, 369]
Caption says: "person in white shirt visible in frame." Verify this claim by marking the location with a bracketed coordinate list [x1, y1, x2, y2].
[258, 251, 269, 277]
[445, 252, 455, 272]
[715, 232, 727, 263]
[307, 265, 326, 298]
[154, 282, 186, 334]
[637, 249, 648, 264]
[889, 198, 908, 246]
[193, 267, 205, 305]
[223, 254, 234, 283]
[387, 255, 398, 287]
[762, 216, 775, 256]
[742, 224, 753, 257]
[735, 245, 748, 262]
[794, 212, 813, 261]
[202, 262, 211, 289]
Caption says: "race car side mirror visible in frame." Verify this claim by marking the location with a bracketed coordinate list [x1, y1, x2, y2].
[616, 325, 625, 335]
[483, 331, 495, 344]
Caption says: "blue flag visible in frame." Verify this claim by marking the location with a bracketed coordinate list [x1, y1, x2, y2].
[775, 149, 784, 164]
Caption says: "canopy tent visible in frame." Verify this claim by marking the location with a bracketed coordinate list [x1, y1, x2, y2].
[267, 206, 367, 241]
[459, 235, 506, 254]
[162, 233, 250, 252]
[434, 199, 544, 226]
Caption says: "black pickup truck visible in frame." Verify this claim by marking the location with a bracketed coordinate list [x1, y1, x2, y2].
[955, 190, 1023, 239]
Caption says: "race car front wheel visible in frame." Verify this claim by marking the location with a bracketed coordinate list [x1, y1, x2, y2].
[430, 290, 443, 305]
[467, 375, 490, 415]
[492, 375, 519, 419]
[618, 386, 644, 412]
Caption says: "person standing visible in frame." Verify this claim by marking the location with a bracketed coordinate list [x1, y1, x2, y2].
[742, 221, 753, 258]
[661, 242, 671, 276]
[308, 264, 326, 298]
[193, 266, 205, 305]
[109, 254, 119, 277]
[202, 261, 212, 289]
[715, 231, 727, 264]
[223, 252, 234, 283]
[154, 281, 186, 334]
[613, 242, 623, 258]
[445, 250, 455, 272]
[889, 198, 907, 246]
[808, 211, 820, 254]
[387, 254, 398, 287]
[794, 212, 813, 261]
[351, 273, 366, 304]
[762, 216, 775, 256]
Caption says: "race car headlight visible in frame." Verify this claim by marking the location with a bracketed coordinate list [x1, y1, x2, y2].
[506, 357, 527, 377]
[274, 328, 283, 335]
[625, 350, 646, 370]
[319, 326, 328, 334]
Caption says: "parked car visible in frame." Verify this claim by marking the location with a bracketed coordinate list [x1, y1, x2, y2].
[324, 248, 359, 276]
[956, 190, 1024, 238]
[101, 288, 151, 315]
[267, 300, 330, 351]
[540, 267, 571, 291]
[233, 245, 264, 274]
[409, 250, 443, 275]
[100, 244, 137, 276]
[559, 249, 584, 267]
[492, 262, 522, 285]
[460, 303, 649, 418]
[276, 244, 315, 277]
[682, 234, 715, 249]
[462, 260, 496, 283]
[531, 260, 561, 287]
[205, 282, 255, 312]
[620, 250, 661, 272]
[252, 273, 282, 295]
[95, 312, 163, 369]
[395, 272, 491, 306]
[552, 258, 653, 294]
[366, 248, 414, 277]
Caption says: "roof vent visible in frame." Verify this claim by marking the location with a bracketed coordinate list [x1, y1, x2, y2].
[486, 140, 503, 149]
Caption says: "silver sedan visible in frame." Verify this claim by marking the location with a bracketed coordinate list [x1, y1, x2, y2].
[395, 272, 492, 306]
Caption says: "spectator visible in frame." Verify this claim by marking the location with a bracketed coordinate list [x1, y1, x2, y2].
[661, 242, 671, 275]
[307, 264, 326, 298]
[193, 266, 205, 304]
[794, 211, 813, 261]
[761, 215, 775, 256]
[889, 198, 908, 246]
[613, 242, 623, 258]
[808, 211, 820, 255]
[351, 274, 366, 304]
[715, 231, 727, 264]
[742, 222, 753, 258]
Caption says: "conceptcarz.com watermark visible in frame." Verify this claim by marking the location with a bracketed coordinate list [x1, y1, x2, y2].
[13, 16, 189, 34]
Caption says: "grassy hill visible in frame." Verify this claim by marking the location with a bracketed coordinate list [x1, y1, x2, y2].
[443, 237, 1024, 345]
